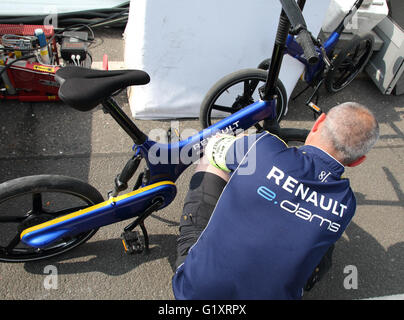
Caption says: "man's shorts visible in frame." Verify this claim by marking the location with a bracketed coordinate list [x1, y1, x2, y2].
[175, 171, 227, 269]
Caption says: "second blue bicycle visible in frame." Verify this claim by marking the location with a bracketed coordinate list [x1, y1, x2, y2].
[199, 0, 374, 129]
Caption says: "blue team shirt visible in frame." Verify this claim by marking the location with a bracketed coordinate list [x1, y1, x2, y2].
[172, 132, 356, 299]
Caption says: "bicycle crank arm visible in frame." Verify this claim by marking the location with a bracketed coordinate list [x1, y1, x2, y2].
[20, 181, 176, 249]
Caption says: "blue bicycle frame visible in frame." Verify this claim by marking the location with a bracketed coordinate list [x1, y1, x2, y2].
[285, 0, 364, 86]
[20, 99, 276, 248]
[286, 31, 339, 84]
[20, 0, 319, 251]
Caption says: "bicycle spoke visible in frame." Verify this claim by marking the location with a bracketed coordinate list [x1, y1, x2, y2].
[335, 72, 350, 87]
[245, 80, 259, 97]
[5, 233, 22, 253]
[352, 45, 360, 61]
[32, 193, 43, 213]
[334, 61, 356, 87]
[341, 61, 355, 73]
[353, 48, 367, 64]
[243, 80, 249, 96]
[0, 215, 27, 223]
[211, 104, 234, 113]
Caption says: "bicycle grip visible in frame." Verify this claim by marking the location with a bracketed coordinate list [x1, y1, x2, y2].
[296, 29, 319, 65]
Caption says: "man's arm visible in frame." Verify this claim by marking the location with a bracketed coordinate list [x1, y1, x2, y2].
[194, 153, 231, 182]
[204, 133, 252, 170]
[201, 131, 288, 178]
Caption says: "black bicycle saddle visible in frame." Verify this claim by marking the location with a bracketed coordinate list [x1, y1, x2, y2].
[55, 66, 150, 111]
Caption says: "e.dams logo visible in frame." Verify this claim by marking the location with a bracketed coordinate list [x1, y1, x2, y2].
[257, 185, 341, 233]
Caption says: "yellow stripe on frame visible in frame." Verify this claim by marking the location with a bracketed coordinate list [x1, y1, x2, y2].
[20, 180, 175, 239]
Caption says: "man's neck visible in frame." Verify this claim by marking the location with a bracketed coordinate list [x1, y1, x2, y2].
[304, 142, 345, 167]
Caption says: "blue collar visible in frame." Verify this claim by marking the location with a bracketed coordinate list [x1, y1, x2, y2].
[299, 145, 345, 177]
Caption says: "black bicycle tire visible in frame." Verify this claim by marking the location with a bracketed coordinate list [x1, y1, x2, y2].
[325, 33, 374, 93]
[0, 175, 104, 262]
[199, 68, 287, 128]
[257, 58, 271, 70]
[278, 128, 309, 143]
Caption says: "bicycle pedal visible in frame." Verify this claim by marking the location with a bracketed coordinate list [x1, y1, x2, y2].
[308, 102, 322, 115]
[121, 230, 143, 254]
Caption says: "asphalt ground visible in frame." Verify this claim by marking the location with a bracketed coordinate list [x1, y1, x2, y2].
[0, 27, 403, 301]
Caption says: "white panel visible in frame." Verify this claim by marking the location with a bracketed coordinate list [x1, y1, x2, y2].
[124, 0, 331, 119]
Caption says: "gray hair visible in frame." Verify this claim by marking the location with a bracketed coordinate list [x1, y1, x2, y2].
[321, 102, 379, 164]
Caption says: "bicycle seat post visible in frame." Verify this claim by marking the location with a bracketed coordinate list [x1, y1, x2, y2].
[102, 96, 148, 145]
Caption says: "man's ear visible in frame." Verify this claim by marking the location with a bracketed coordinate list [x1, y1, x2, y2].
[346, 155, 366, 167]
[311, 113, 326, 133]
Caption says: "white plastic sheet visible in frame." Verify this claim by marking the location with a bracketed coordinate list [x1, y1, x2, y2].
[124, 0, 331, 119]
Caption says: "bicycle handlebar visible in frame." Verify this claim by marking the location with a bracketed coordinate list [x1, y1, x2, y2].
[295, 29, 319, 65]
[279, 0, 319, 65]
